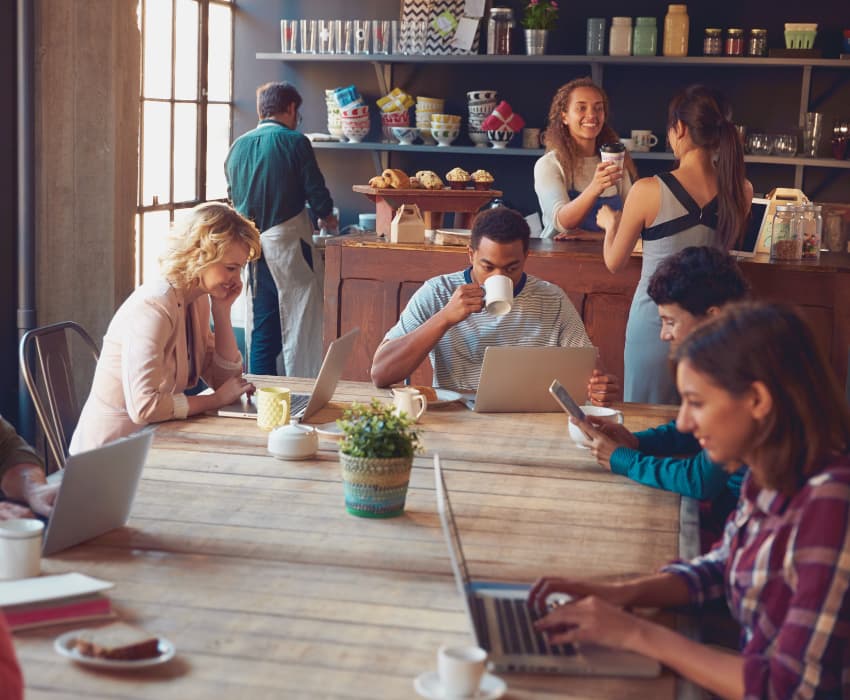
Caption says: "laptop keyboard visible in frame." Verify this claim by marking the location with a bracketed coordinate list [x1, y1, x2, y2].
[290, 393, 309, 415]
[492, 597, 575, 657]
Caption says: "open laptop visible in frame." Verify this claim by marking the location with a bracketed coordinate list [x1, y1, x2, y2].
[471, 346, 597, 413]
[434, 455, 661, 677]
[41, 429, 153, 556]
[218, 327, 359, 421]
[732, 197, 770, 257]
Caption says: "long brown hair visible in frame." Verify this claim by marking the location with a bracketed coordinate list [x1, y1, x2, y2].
[673, 302, 850, 494]
[543, 77, 637, 186]
[667, 85, 748, 249]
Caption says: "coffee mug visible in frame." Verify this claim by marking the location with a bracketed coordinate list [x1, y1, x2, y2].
[437, 645, 487, 697]
[522, 128, 542, 149]
[483, 275, 513, 316]
[257, 387, 291, 432]
[568, 405, 624, 448]
[0, 518, 44, 580]
[619, 138, 635, 151]
[392, 387, 427, 421]
[630, 129, 658, 152]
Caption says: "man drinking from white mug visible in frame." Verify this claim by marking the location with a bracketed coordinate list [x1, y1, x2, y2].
[370, 207, 618, 404]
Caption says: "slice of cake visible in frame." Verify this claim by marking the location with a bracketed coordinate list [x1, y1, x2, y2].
[72, 622, 161, 661]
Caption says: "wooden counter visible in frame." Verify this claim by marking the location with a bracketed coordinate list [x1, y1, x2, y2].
[323, 234, 850, 389]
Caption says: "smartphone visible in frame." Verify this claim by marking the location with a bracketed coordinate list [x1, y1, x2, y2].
[548, 379, 586, 421]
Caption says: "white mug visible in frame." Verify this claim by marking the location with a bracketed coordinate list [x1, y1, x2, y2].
[437, 645, 487, 697]
[619, 137, 635, 151]
[0, 518, 44, 580]
[630, 129, 659, 152]
[568, 405, 624, 449]
[483, 274, 513, 316]
[392, 387, 427, 421]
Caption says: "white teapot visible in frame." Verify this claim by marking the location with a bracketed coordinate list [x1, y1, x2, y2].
[268, 420, 318, 460]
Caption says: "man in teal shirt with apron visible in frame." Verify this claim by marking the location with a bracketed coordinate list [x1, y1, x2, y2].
[225, 82, 337, 377]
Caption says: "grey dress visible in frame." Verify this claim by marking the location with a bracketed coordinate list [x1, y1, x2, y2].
[624, 173, 723, 404]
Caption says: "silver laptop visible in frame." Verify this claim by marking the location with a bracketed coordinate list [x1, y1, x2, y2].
[472, 346, 597, 413]
[434, 455, 660, 677]
[218, 327, 359, 421]
[42, 429, 153, 556]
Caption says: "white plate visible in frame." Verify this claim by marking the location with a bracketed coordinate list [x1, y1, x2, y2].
[54, 629, 176, 669]
[429, 389, 464, 407]
[313, 421, 344, 439]
[414, 670, 506, 699]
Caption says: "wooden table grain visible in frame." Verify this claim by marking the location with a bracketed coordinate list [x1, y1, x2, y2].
[14, 379, 697, 700]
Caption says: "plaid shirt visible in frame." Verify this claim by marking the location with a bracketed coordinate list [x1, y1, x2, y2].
[663, 457, 850, 699]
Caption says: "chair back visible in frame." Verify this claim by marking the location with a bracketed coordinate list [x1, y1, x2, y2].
[19, 322, 100, 469]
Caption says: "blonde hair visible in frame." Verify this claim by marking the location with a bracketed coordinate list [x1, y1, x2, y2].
[159, 202, 261, 288]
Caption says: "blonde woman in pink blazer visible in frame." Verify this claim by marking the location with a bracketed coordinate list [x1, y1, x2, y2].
[70, 202, 261, 454]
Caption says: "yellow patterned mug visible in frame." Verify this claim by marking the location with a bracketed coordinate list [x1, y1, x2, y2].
[257, 387, 291, 432]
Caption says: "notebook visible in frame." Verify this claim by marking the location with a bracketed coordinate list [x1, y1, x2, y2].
[472, 346, 598, 413]
[42, 429, 154, 556]
[732, 197, 770, 257]
[218, 327, 359, 421]
[434, 454, 661, 677]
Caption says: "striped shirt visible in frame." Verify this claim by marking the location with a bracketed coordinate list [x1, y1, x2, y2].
[383, 268, 591, 391]
[662, 457, 850, 699]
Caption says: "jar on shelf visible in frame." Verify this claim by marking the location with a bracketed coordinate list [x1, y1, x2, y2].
[663, 4, 689, 57]
[770, 205, 802, 262]
[633, 17, 657, 56]
[609, 17, 633, 56]
[748, 28, 768, 56]
[487, 8, 514, 55]
[703, 28, 722, 56]
[587, 17, 607, 56]
[800, 203, 823, 260]
[725, 28, 744, 56]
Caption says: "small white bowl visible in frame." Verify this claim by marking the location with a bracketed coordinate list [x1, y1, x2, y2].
[342, 124, 370, 143]
[469, 130, 490, 148]
[391, 127, 420, 145]
[467, 90, 498, 103]
[487, 128, 514, 149]
[432, 128, 460, 147]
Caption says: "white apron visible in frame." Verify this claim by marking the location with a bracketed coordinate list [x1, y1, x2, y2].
[249, 208, 324, 378]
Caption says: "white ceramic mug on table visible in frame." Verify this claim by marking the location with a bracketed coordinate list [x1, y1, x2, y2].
[483, 274, 513, 316]
[437, 644, 487, 697]
[568, 405, 624, 448]
[0, 518, 44, 580]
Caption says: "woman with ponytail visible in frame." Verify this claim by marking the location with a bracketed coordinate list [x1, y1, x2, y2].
[597, 85, 752, 404]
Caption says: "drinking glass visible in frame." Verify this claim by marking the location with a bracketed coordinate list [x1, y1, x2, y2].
[389, 20, 400, 54]
[772, 134, 797, 156]
[803, 112, 823, 157]
[280, 19, 297, 54]
[353, 20, 370, 54]
[317, 19, 334, 54]
[412, 20, 428, 54]
[334, 20, 352, 55]
[746, 132, 772, 155]
[300, 19, 317, 54]
[372, 20, 390, 54]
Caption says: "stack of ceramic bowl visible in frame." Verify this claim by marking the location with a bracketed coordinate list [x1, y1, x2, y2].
[430, 113, 462, 147]
[325, 89, 344, 140]
[415, 96, 445, 145]
[340, 104, 370, 143]
[380, 110, 410, 143]
[466, 90, 498, 148]
[377, 88, 414, 143]
[481, 101, 525, 150]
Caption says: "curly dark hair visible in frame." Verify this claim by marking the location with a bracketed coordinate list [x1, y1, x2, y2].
[256, 82, 302, 119]
[470, 206, 530, 253]
[647, 246, 748, 316]
[542, 77, 637, 185]
[673, 302, 850, 494]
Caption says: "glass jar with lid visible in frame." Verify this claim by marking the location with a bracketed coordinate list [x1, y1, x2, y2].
[800, 203, 823, 260]
[609, 17, 633, 56]
[663, 4, 689, 56]
[703, 28, 722, 55]
[770, 205, 802, 262]
[633, 17, 657, 56]
[725, 28, 744, 56]
[487, 7, 514, 55]
[748, 28, 768, 56]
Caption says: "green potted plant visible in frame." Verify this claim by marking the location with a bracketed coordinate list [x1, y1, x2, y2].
[521, 0, 558, 55]
[337, 399, 422, 518]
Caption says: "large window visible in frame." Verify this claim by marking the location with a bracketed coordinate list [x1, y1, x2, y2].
[136, 0, 234, 284]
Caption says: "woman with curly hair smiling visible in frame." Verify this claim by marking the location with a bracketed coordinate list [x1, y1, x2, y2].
[70, 202, 261, 453]
[534, 77, 637, 239]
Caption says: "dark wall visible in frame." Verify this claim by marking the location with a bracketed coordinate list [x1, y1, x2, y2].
[234, 1, 850, 229]
[1, 2, 18, 422]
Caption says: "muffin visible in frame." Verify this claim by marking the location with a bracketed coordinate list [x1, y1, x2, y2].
[445, 167, 471, 190]
[415, 170, 444, 190]
[471, 169, 495, 191]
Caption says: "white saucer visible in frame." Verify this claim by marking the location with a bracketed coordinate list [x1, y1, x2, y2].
[429, 389, 464, 407]
[413, 670, 506, 700]
[54, 629, 176, 669]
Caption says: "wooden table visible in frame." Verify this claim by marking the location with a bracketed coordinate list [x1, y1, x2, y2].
[352, 186, 502, 236]
[14, 379, 698, 699]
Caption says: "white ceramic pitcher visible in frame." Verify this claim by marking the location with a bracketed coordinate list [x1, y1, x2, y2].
[392, 387, 427, 421]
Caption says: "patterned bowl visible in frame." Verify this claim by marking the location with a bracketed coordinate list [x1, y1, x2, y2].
[487, 128, 514, 149]
[391, 127, 420, 145]
[469, 129, 490, 148]
[342, 123, 370, 143]
[432, 128, 460, 147]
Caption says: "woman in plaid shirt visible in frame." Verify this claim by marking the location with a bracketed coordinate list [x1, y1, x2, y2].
[530, 301, 850, 699]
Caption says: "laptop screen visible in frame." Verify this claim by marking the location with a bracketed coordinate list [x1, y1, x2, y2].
[733, 198, 769, 256]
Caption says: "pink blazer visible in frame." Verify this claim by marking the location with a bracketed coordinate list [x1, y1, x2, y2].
[70, 280, 242, 454]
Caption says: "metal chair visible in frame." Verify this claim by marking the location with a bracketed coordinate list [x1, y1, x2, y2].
[19, 321, 100, 469]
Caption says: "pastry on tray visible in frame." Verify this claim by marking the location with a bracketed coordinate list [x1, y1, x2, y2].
[471, 169, 495, 190]
[380, 168, 411, 189]
[445, 167, 471, 190]
[368, 175, 391, 189]
[415, 170, 444, 190]
[72, 622, 160, 661]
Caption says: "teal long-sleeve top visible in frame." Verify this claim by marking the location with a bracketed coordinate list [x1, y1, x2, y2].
[609, 420, 746, 499]
[225, 119, 333, 232]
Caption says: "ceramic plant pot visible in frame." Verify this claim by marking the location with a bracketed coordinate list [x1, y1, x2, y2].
[339, 452, 413, 518]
